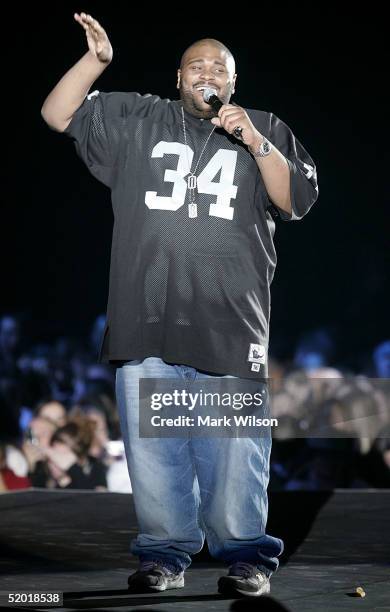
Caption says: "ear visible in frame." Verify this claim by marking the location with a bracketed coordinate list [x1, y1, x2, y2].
[232, 73, 237, 95]
[176, 69, 181, 90]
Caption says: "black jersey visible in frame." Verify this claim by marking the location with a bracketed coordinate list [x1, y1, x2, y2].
[63, 91, 318, 380]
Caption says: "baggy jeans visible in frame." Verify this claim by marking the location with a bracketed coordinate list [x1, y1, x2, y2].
[115, 356, 284, 577]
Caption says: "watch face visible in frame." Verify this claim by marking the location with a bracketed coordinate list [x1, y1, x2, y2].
[262, 140, 271, 153]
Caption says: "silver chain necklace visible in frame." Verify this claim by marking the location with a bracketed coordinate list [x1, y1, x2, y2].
[181, 105, 216, 218]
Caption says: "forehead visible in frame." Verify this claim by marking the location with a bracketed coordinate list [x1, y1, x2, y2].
[42, 402, 64, 413]
[182, 44, 234, 71]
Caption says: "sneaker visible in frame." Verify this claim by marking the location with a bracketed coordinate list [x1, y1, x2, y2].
[127, 559, 185, 593]
[217, 561, 271, 597]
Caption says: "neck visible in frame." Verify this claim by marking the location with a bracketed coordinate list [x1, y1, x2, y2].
[180, 97, 216, 120]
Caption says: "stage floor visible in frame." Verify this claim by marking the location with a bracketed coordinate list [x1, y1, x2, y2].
[0, 489, 389, 611]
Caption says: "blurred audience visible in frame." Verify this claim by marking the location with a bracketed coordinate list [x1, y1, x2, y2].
[0, 315, 388, 494]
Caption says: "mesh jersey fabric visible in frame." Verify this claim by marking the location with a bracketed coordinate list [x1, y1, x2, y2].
[63, 91, 319, 380]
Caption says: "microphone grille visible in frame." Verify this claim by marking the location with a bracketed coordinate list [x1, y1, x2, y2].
[203, 87, 218, 103]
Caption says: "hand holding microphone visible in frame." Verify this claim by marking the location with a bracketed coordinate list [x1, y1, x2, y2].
[203, 88, 243, 139]
[203, 88, 263, 149]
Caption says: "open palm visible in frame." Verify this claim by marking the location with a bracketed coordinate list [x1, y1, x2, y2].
[74, 12, 113, 64]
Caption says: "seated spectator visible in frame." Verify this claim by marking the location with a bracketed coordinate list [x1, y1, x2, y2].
[0, 386, 29, 480]
[34, 399, 67, 428]
[0, 444, 31, 492]
[69, 405, 132, 493]
[69, 404, 109, 461]
[24, 415, 57, 448]
[76, 388, 120, 441]
[28, 415, 107, 491]
[21, 416, 58, 479]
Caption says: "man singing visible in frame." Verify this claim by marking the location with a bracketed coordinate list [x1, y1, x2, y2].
[41, 12, 318, 598]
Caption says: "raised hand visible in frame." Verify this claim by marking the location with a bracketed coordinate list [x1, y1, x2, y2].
[74, 12, 113, 64]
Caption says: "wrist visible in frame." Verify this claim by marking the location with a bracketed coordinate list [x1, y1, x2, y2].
[85, 50, 111, 69]
[248, 134, 273, 158]
[247, 132, 265, 153]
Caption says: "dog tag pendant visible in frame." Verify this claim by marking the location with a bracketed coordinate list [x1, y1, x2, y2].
[188, 202, 198, 218]
[187, 174, 197, 189]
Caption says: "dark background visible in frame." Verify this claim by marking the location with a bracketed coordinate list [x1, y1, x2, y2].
[3, 6, 388, 370]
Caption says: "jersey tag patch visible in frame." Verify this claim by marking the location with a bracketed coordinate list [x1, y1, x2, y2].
[87, 89, 100, 101]
[251, 363, 261, 372]
[247, 343, 266, 364]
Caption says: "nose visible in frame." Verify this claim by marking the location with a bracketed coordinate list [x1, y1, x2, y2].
[199, 65, 215, 82]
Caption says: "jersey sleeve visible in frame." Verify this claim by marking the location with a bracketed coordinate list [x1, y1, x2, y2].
[62, 90, 161, 188]
[267, 113, 319, 221]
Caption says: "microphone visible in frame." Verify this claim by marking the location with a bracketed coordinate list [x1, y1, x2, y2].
[202, 87, 243, 140]
[202, 87, 223, 112]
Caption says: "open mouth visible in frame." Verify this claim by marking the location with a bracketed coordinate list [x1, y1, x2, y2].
[194, 86, 218, 104]
[194, 86, 218, 93]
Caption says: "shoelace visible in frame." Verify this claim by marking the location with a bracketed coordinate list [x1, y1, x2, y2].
[229, 561, 260, 578]
[139, 559, 177, 575]
[139, 560, 160, 572]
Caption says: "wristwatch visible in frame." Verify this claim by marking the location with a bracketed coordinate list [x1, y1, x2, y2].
[251, 136, 272, 158]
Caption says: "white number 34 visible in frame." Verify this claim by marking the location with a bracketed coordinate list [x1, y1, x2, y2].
[145, 141, 238, 220]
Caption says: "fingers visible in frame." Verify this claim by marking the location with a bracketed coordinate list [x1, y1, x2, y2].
[74, 12, 106, 37]
[219, 111, 246, 134]
[218, 105, 244, 122]
[74, 12, 89, 32]
[218, 104, 240, 114]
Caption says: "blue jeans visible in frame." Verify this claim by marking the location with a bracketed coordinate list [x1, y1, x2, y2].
[115, 356, 284, 577]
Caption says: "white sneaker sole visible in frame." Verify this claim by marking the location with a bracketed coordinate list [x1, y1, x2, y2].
[128, 574, 185, 593]
[235, 582, 271, 597]
[218, 577, 271, 597]
[148, 576, 185, 591]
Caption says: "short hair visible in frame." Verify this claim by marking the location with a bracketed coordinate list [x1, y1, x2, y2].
[180, 38, 235, 72]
